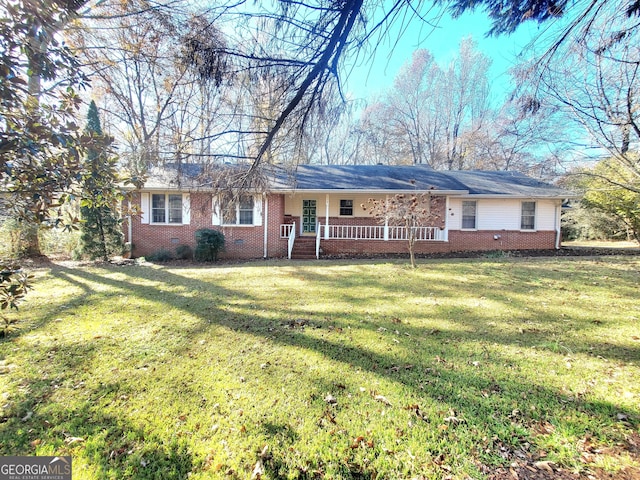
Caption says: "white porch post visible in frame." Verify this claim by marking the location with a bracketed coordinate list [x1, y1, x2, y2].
[325, 194, 330, 239]
[383, 195, 389, 241]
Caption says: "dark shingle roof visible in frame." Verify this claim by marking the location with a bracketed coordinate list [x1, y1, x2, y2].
[271, 165, 572, 198]
[269, 164, 467, 192]
[443, 170, 572, 197]
[141, 163, 573, 198]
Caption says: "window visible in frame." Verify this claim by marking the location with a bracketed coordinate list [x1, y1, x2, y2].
[238, 196, 254, 225]
[521, 201, 536, 230]
[340, 199, 353, 216]
[218, 194, 260, 226]
[461, 200, 477, 229]
[152, 193, 182, 224]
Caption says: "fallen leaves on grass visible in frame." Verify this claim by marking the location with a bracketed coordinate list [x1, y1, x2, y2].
[250, 445, 270, 480]
[349, 436, 374, 449]
[373, 394, 392, 406]
[324, 394, 337, 405]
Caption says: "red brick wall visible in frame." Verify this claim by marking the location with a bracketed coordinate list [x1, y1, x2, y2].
[319, 230, 557, 256]
[265, 194, 288, 258]
[124, 192, 556, 260]
[447, 230, 556, 252]
[126, 192, 289, 260]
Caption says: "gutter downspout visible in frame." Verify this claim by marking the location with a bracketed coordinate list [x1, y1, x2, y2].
[127, 199, 133, 257]
[263, 194, 269, 259]
[554, 201, 561, 249]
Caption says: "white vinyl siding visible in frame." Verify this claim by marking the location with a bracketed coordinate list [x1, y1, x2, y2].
[449, 198, 558, 230]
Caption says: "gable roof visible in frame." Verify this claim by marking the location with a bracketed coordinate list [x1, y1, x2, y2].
[139, 163, 573, 199]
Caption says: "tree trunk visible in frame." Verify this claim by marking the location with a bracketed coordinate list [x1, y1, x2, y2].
[97, 210, 108, 261]
[19, 223, 42, 258]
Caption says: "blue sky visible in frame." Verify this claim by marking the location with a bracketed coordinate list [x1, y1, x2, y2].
[343, 7, 546, 104]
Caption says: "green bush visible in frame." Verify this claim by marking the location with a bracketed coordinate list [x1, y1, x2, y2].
[194, 229, 225, 262]
[175, 244, 193, 260]
[0, 262, 31, 337]
[147, 249, 174, 262]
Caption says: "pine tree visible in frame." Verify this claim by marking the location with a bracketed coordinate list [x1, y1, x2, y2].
[78, 100, 124, 261]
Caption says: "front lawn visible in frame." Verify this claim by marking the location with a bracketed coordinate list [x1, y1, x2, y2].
[0, 256, 638, 479]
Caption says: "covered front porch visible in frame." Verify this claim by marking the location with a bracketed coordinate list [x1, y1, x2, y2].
[278, 192, 449, 259]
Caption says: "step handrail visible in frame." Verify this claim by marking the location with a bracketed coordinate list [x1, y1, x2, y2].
[287, 222, 296, 259]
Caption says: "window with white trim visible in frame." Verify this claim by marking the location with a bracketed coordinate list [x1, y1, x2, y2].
[152, 193, 183, 224]
[339, 199, 353, 216]
[521, 201, 536, 230]
[214, 194, 262, 226]
[461, 200, 477, 229]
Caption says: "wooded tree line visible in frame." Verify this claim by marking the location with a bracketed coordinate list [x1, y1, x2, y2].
[64, 2, 564, 174]
[1, 0, 640, 259]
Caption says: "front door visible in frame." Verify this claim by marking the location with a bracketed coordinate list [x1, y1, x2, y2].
[302, 199, 317, 234]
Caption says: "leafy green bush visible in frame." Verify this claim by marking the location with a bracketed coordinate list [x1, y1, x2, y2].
[175, 244, 193, 260]
[146, 249, 174, 262]
[194, 229, 225, 262]
[1, 262, 31, 336]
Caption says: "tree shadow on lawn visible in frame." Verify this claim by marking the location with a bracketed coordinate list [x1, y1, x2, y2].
[0, 340, 195, 480]
[294, 260, 640, 366]
[2, 262, 637, 478]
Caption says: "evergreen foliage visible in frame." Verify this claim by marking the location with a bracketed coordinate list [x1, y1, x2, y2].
[78, 101, 124, 260]
[194, 229, 225, 262]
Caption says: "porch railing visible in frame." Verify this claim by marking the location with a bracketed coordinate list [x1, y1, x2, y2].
[287, 222, 296, 260]
[322, 224, 385, 240]
[318, 224, 446, 241]
[386, 226, 445, 241]
[280, 223, 295, 238]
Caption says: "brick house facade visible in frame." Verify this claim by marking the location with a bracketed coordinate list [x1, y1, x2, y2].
[125, 164, 572, 260]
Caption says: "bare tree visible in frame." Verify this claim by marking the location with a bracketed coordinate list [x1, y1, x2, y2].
[362, 192, 442, 268]
[532, 2, 640, 192]
[69, 2, 232, 171]
[356, 40, 491, 169]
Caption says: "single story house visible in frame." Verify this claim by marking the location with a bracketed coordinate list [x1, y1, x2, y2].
[123, 163, 574, 260]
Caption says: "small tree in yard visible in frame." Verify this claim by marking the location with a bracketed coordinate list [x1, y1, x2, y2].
[78, 101, 125, 261]
[363, 192, 441, 268]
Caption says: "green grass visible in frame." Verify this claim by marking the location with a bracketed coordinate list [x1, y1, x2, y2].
[0, 256, 639, 479]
